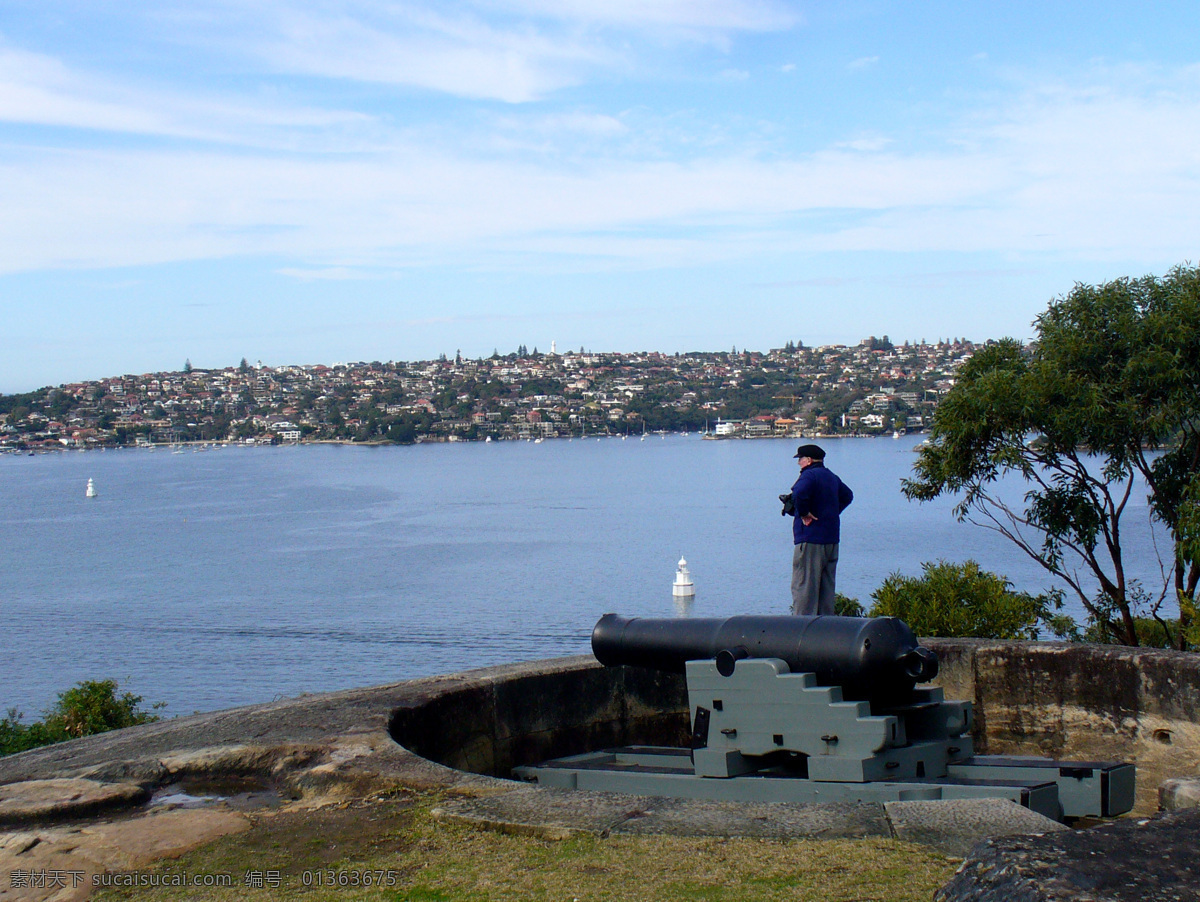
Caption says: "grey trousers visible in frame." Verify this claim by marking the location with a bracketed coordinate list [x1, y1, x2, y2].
[790, 542, 839, 616]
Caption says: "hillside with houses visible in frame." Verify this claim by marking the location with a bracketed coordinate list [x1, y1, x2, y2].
[0, 338, 984, 450]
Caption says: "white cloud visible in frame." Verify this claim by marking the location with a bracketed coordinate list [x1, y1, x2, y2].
[544, 112, 627, 136]
[503, 111, 628, 137]
[251, 5, 614, 102]
[146, 0, 798, 105]
[848, 56, 879, 70]
[1, 59, 1198, 277]
[836, 135, 893, 152]
[142, 0, 800, 104]
[0, 139, 1020, 274]
[0, 45, 370, 146]
[275, 266, 386, 280]
[491, 0, 799, 33]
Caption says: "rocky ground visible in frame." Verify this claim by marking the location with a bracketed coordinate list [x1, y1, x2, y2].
[1, 660, 1195, 901]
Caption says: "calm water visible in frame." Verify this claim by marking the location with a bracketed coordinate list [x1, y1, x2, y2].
[0, 435, 1170, 717]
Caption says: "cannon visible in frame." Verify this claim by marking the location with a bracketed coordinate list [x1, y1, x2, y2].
[515, 614, 1135, 822]
[592, 613, 939, 703]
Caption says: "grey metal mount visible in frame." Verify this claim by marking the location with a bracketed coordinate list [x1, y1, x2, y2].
[687, 657, 973, 782]
[515, 656, 1135, 822]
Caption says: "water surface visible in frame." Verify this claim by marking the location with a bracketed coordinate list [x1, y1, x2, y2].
[0, 435, 1169, 716]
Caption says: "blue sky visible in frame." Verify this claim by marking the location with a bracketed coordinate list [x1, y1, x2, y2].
[3, 1, 1200, 391]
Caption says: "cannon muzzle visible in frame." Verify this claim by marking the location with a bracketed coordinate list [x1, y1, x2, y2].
[592, 613, 938, 702]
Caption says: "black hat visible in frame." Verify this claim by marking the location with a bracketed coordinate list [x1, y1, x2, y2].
[794, 443, 826, 460]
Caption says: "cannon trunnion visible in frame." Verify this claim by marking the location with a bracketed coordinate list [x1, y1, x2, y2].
[515, 614, 1135, 822]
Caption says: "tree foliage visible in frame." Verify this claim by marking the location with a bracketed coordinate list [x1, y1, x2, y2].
[866, 560, 1064, 640]
[0, 680, 162, 757]
[903, 265, 1200, 646]
[834, 594, 865, 617]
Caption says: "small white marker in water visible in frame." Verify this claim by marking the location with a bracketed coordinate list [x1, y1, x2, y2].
[672, 556, 694, 599]
[86, 478, 97, 498]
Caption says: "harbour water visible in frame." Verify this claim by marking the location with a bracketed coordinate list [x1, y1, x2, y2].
[0, 435, 1170, 717]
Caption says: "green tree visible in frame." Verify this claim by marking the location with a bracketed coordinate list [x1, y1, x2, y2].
[386, 421, 417, 444]
[1, 680, 162, 756]
[867, 561, 1063, 639]
[903, 266, 1200, 646]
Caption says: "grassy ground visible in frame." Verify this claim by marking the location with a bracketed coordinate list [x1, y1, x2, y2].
[90, 790, 960, 902]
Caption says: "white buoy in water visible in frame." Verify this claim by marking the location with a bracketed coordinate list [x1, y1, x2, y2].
[672, 556, 694, 599]
[85, 478, 97, 498]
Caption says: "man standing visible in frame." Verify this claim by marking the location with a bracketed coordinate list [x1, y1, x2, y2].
[788, 443, 853, 616]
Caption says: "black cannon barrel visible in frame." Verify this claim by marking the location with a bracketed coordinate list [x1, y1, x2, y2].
[592, 613, 938, 702]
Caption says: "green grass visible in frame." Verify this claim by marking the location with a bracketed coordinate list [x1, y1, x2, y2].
[90, 791, 959, 902]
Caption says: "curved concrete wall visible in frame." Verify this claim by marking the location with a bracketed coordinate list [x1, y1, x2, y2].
[388, 656, 690, 778]
[926, 639, 1200, 812]
[389, 641, 1200, 813]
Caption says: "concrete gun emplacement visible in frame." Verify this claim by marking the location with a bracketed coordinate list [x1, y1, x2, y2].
[516, 613, 1135, 822]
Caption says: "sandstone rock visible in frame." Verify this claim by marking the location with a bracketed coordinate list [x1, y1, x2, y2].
[1159, 775, 1200, 811]
[0, 780, 148, 827]
[78, 807, 250, 869]
[0, 808, 249, 902]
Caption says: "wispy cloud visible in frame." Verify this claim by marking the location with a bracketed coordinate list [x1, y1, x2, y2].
[494, 0, 799, 33]
[2, 23, 1199, 279]
[275, 266, 389, 281]
[0, 144, 1008, 275]
[0, 44, 370, 147]
[836, 135, 893, 152]
[523, 111, 629, 136]
[148, 0, 799, 103]
[252, 5, 612, 102]
[848, 55, 879, 70]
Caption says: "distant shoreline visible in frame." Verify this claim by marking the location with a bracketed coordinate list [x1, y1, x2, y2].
[1, 429, 929, 454]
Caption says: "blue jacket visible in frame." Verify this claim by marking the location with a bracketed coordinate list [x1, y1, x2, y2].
[791, 461, 853, 545]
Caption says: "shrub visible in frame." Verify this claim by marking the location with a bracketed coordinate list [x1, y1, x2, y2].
[834, 594, 865, 617]
[867, 560, 1063, 639]
[0, 709, 48, 756]
[0, 680, 163, 757]
[1080, 616, 1199, 650]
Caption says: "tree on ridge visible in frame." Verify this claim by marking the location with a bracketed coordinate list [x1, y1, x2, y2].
[903, 264, 1200, 647]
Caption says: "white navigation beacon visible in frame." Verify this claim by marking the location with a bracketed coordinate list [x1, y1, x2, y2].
[86, 478, 97, 498]
[672, 556, 694, 598]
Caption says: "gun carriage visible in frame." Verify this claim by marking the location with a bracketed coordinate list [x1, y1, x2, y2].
[515, 614, 1135, 822]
